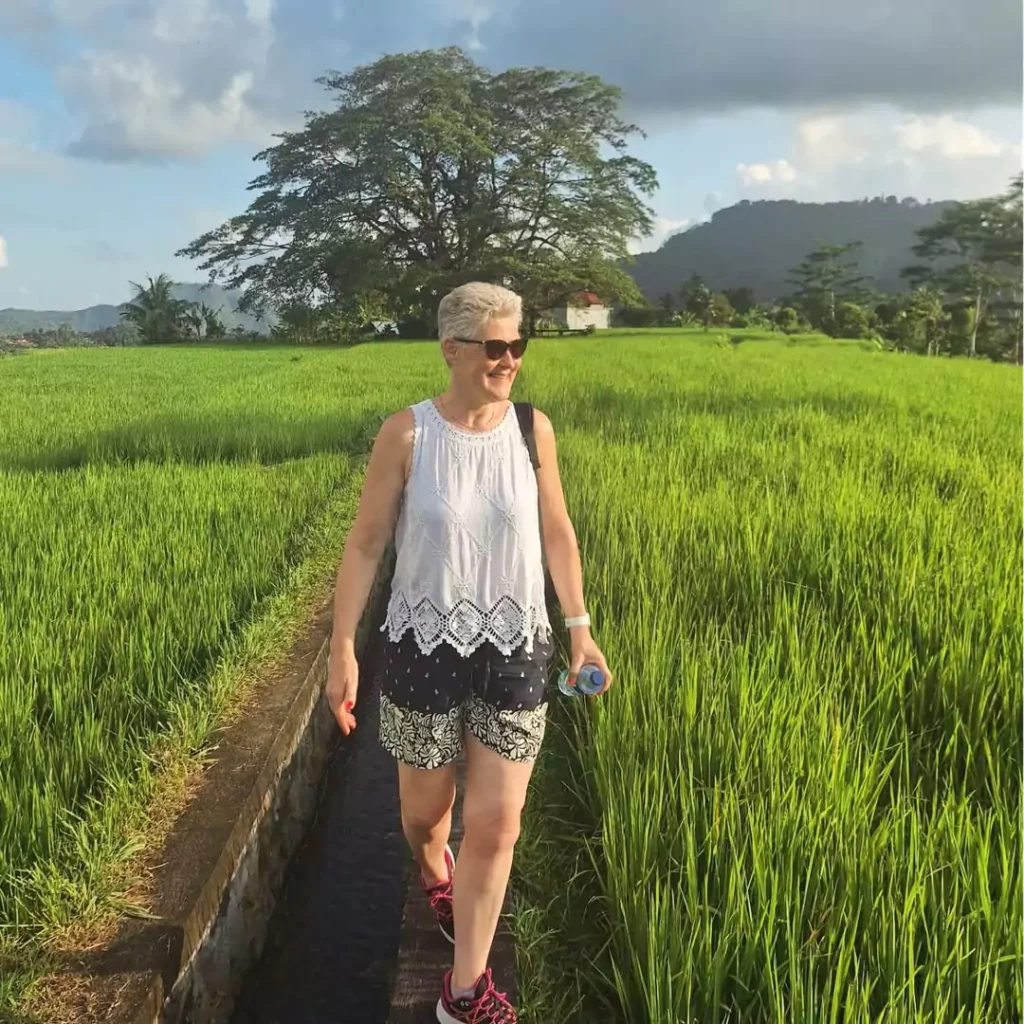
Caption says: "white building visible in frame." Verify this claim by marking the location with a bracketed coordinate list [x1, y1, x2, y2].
[543, 290, 611, 330]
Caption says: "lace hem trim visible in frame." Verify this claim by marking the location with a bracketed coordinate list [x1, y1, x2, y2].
[382, 591, 551, 657]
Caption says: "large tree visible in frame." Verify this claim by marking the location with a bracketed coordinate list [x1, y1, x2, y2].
[676, 274, 734, 330]
[680, 275, 712, 328]
[786, 241, 871, 330]
[724, 286, 756, 315]
[178, 48, 656, 332]
[898, 287, 949, 357]
[902, 175, 1022, 358]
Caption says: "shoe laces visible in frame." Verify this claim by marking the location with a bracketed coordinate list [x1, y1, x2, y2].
[427, 878, 452, 913]
[453, 969, 516, 1023]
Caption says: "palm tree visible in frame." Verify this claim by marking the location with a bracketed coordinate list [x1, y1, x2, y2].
[181, 303, 204, 342]
[201, 303, 227, 340]
[179, 301, 228, 342]
[120, 274, 189, 344]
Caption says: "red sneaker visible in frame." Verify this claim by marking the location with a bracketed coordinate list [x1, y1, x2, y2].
[436, 968, 516, 1023]
[421, 844, 455, 944]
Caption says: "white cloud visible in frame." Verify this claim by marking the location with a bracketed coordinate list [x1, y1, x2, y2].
[245, 0, 274, 28]
[49, 0, 280, 161]
[61, 53, 275, 160]
[795, 111, 1008, 173]
[152, 0, 221, 44]
[894, 114, 1005, 158]
[796, 115, 873, 170]
[738, 109, 1020, 203]
[736, 159, 797, 188]
[630, 215, 690, 253]
[0, 237, 9, 269]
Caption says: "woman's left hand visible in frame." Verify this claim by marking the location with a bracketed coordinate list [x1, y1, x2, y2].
[568, 631, 613, 696]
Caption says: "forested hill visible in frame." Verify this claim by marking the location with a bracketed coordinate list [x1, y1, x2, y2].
[628, 197, 954, 302]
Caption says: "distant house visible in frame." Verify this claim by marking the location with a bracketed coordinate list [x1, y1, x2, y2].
[542, 291, 611, 331]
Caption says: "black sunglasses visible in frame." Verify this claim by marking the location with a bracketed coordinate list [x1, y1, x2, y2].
[453, 336, 529, 360]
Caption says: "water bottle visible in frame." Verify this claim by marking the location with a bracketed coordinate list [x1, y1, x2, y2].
[557, 663, 605, 697]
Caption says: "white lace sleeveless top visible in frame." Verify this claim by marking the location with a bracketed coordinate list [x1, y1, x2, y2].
[383, 399, 552, 657]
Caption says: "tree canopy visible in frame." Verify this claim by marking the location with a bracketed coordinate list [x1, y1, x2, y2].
[902, 174, 1022, 357]
[120, 275, 190, 344]
[178, 47, 657, 333]
[786, 241, 871, 328]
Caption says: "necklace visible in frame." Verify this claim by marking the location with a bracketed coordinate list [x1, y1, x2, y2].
[439, 395, 501, 432]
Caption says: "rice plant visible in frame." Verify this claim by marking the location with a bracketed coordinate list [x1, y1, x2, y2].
[0, 342, 435, 1009]
[516, 334, 1022, 1023]
[2, 332, 1019, 1022]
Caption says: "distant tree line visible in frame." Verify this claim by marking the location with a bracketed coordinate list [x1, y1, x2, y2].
[0, 274, 269, 353]
[623, 176, 1022, 362]
[0, 322, 131, 354]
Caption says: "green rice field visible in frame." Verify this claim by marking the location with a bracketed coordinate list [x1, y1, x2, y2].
[1, 330, 1020, 1021]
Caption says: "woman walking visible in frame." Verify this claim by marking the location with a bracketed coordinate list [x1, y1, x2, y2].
[326, 282, 612, 1023]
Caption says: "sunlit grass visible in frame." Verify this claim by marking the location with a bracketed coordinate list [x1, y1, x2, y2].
[515, 334, 1022, 1022]
[1, 330, 1019, 1021]
[0, 341, 437, 1012]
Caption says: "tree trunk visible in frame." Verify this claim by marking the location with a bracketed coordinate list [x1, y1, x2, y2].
[1014, 299, 1022, 365]
[969, 289, 981, 358]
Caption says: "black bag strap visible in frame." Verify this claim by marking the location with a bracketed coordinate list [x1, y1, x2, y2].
[514, 402, 541, 472]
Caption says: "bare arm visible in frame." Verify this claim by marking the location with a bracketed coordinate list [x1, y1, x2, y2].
[533, 410, 613, 691]
[327, 409, 413, 732]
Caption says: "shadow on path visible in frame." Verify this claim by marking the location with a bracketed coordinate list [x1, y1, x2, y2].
[231, 639, 407, 1024]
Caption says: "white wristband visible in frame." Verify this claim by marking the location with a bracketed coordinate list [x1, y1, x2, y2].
[564, 614, 591, 629]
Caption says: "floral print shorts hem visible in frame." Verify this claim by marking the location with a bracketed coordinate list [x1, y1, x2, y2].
[378, 631, 553, 769]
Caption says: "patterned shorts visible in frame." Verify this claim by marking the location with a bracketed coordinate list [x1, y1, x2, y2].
[378, 632, 554, 770]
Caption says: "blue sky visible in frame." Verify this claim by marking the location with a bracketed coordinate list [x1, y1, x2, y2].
[0, 0, 1020, 310]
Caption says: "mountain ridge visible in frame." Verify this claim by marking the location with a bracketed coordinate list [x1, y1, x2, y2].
[627, 197, 954, 302]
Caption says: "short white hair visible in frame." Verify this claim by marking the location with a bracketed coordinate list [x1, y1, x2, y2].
[437, 282, 522, 340]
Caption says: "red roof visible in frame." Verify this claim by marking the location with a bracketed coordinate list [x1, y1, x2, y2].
[571, 290, 602, 306]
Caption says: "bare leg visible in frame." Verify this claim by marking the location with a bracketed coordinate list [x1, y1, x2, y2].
[450, 732, 535, 991]
[398, 759, 458, 886]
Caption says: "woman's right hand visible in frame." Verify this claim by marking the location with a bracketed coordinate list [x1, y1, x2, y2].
[326, 645, 359, 736]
